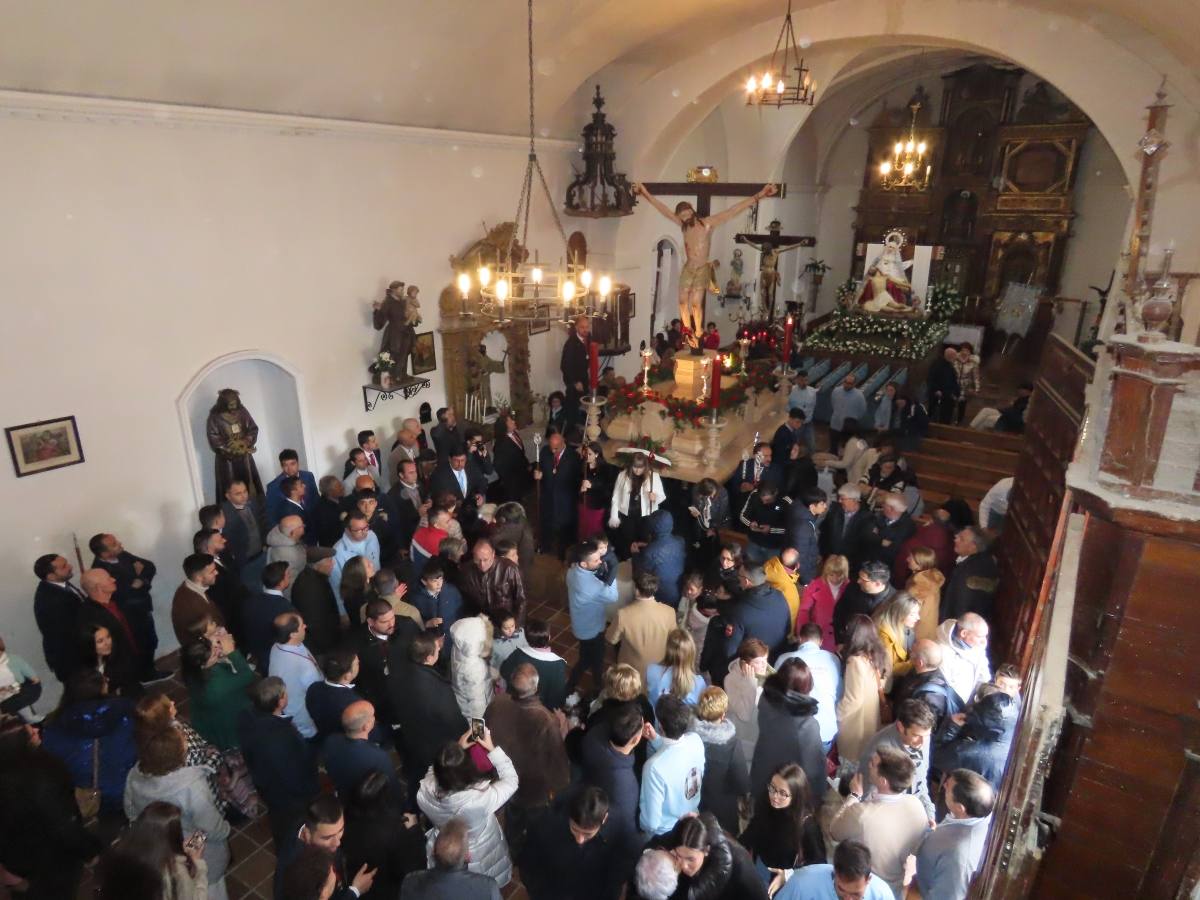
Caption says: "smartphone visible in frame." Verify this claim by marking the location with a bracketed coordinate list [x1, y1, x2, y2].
[687, 505, 701, 517]
[469, 717, 486, 742]
[184, 831, 207, 853]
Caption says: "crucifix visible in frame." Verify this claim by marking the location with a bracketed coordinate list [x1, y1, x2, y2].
[634, 178, 786, 342]
[736, 220, 816, 321]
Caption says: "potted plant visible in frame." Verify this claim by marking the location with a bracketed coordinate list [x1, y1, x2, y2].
[368, 352, 396, 388]
[805, 258, 832, 286]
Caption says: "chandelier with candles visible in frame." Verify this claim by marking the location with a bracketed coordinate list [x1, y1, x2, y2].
[878, 101, 932, 191]
[453, 0, 614, 325]
[744, 0, 817, 108]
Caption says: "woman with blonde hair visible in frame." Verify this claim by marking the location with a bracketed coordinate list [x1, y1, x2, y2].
[690, 686, 749, 833]
[835, 614, 890, 763]
[873, 592, 921, 687]
[904, 546, 945, 642]
[797, 555, 849, 651]
[646, 629, 707, 706]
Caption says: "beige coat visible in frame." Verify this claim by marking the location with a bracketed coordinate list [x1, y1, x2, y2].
[605, 598, 678, 683]
[836, 654, 883, 763]
[908, 569, 945, 643]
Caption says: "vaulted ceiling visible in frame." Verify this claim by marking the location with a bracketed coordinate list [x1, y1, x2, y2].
[0, 0, 1195, 137]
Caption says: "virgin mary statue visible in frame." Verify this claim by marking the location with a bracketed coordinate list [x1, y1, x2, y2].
[855, 231, 918, 314]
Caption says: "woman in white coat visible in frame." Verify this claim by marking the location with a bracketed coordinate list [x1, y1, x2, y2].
[417, 728, 519, 886]
[449, 615, 495, 719]
[608, 450, 666, 560]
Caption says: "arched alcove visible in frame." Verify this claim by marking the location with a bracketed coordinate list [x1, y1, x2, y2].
[177, 351, 314, 505]
[649, 236, 681, 343]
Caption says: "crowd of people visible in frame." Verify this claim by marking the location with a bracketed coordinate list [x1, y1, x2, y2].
[1, 334, 1020, 900]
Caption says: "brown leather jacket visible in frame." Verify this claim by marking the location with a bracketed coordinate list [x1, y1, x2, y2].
[459, 557, 526, 621]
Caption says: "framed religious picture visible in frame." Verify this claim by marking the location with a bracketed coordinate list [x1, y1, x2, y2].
[6, 415, 85, 477]
[412, 332, 437, 374]
[528, 317, 551, 336]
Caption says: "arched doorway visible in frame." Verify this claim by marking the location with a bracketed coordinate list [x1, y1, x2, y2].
[177, 351, 314, 505]
[649, 237, 679, 344]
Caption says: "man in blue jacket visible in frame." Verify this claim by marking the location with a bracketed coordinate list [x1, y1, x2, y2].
[566, 540, 620, 695]
[785, 487, 828, 586]
[322, 699, 402, 800]
[265, 448, 320, 526]
[722, 564, 792, 661]
[635, 510, 686, 609]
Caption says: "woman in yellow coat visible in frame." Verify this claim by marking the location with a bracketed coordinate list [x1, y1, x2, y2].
[902, 547, 945, 643]
[835, 614, 891, 763]
[873, 593, 921, 690]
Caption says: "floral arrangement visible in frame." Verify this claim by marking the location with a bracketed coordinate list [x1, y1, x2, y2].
[628, 435, 669, 456]
[836, 278, 859, 308]
[924, 282, 965, 323]
[605, 382, 649, 418]
[368, 351, 396, 373]
[804, 310, 949, 361]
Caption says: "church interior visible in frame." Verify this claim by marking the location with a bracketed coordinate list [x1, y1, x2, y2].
[2, 1, 1199, 898]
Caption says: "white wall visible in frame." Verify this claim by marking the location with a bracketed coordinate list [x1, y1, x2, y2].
[0, 95, 574, 689]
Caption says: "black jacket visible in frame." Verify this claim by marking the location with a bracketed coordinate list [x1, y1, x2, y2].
[344, 804, 427, 900]
[637, 818, 768, 900]
[941, 552, 1000, 622]
[305, 681, 383, 746]
[237, 707, 319, 814]
[749, 688, 827, 802]
[400, 866, 501, 900]
[315, 496, 346, 548]
[819, 505, 878, 570]
[242, 591, 295, 672]
[723, 583, 792, 662]
[77, 599, 141, 694]
[350, 620, 421, 726]
[290, 567, 341, 656]
[492, 433, 532, 502]
[91, 551, 156, 614]
[430, 422, 462, 459]
[832, 583, 895, 647]
[538, 445, 582, 529]
[33, 580, 82, 681]
[208, 558, 249, 643]
[927, 357, 960, 400]
[875, 512, 917, 568]
[896, 668, 962, 735]
[520, 799, 638, 900]
[391, 661, 467, 776]
[221, 498, 267, 567]
[739, 806, 826, 870]
[738, 491, 791, 548]
[429, 460, 488, 508]
[322, 733, 402, 800]
[580, 715, 642, 842]
[561, 332, 590, 393]
[693, 719, 750, 834]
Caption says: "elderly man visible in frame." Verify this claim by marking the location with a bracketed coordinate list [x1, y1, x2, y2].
[32, 553, 85, 682]
[937, 612, 993, 704]
[322, 699, 401, 799]
[459, 538, 525, 623]
[915, 769, 996, 899]
[856, 698, 939, 824]
[400, 818, 500, 900]
[265, 448, 319, 527]
[763, 548, 803, 626]
[874, 492, 916, 569]
[371, 568, 423, 628]
[389, 422, 423, 474]
[896, 638, 961, 733]
[722, 564, 792, 662]
[820, 483, 878, 572]
[941, 526, 1000, 621]
[829, 373, 867, 454]
[315, 475, 346, 548]
[266, 514, 308, 597]
[928, 345, 962, 424]
[536, 429, 582, 557]
[485, 662, 570, 855]
[89, 532, 167, 682]
[78, 568, 140, 679]
[330, 512, 381, 616]
[268, 612, 322, 739]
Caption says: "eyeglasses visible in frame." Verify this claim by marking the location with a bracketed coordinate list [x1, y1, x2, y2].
[766, 783, 792, 800]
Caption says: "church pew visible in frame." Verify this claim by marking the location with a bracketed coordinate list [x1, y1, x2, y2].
[804, 358, 832, 382]
[814, 361, 867, 423]
[861, 366, 893, 426]
[926, 422, 1025, 453]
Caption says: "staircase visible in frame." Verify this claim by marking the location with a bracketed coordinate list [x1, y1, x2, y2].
[909, 423, 1023, 512]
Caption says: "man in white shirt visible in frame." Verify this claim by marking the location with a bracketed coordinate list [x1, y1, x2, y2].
[640, 694, 706, 835]
[330, 513, 382, 615]
[342, 447, 381, 493]
[777, 622, 841, 751]
[937, 613, 993, 705]
[268, 612, 322, 739]
[788, 370, 818, 450]
[829, 374, 867, 455]
[978, 476, 1013, 531]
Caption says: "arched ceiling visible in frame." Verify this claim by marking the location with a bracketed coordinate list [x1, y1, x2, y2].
[0, 0, 1195, 137]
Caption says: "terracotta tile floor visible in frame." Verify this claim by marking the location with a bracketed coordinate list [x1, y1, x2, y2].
[70, 552, 578, 900]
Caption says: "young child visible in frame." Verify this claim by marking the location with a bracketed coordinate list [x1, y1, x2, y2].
[0, 634, 43, 722]
[489, 610, 529, 673]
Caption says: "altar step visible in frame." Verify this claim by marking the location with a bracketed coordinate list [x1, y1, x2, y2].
[909, 424, 1020, 508]
[926, 423, 1025, 453]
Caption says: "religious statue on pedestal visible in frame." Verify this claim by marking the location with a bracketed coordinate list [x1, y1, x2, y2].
[854, 231, 920, 315]
[373, 281, 423, 379]
[634, 181, 778, 341]
[466, 343, 507, 411]
[206, 388, 262, 499]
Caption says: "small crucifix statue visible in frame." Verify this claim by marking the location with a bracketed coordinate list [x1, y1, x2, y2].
[634, 178, 784, 343]
[735, 220, 815, 321]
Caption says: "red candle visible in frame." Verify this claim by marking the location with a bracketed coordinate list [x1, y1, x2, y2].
[783, 315, 794, 363]
[588, 341, 600, 393]
[709, 358, 721, 409]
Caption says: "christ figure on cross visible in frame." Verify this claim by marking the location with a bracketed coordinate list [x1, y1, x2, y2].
[634, 181, 777, 341]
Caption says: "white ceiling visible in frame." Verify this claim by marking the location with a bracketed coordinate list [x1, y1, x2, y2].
[0, 0, 1194, 135]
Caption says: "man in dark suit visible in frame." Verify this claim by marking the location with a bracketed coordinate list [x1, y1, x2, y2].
[274, 794, 375, 900]
[290, 554, 341, 656]
[222, 479, 268, 593]
[242, 561, 296, 672]
[833, 560, 896, 646]
[391, 632, 467, 795]
[400, 818, 500, 899]
[89, 533, 169, 682]
[265, 449, 319, 527]
[535, 430, 581, 558]
[32, 553, 84, 682]
[388, 458, 428, 549]
[78, 568, 140, 680]
[560, 315, 591, 425]
[875, 492, 917, 569]
[429, 445, 488, 524]
[941, 527, 1000, 622]
[321, 700, 402, 799]
[430, 407, 462, 460]
[306, 646, 387, 745]
[193, 528, 249, 644]
[820, 483, 879, 572]
[350, 598, 421, 729]
[927, 346, 962, 424]
[771, 408, 808, 464]
[492, 412, 532, 504]
[238, 676, 319, 851]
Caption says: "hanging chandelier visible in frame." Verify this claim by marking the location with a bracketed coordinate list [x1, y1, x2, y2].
[878, 101, 932, 191]
[456, 0, 614, 324]
[744, 0, 816, 108]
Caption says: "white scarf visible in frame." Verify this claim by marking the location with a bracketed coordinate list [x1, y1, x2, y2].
[609, 471, 664, 527]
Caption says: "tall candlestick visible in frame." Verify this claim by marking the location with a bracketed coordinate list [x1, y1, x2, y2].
[640, 348, 653, 395]
[783, 314, 794, 371]
[709, 356, 722, 416]
[589, 341, 600, 392]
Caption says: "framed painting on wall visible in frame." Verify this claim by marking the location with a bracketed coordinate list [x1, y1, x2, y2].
[6, 415, 85, 477]
[412, 332, 437, 375]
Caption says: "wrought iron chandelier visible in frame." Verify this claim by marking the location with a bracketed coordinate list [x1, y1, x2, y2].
[744, 0, 816, 108]
[456, 0, 614, 324]
[878, 101, 932, 191]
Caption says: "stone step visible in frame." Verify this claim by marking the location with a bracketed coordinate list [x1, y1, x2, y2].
[915, 437, 1021, 471]
[906, 450, 1016, 483]
[917, 470, 1000, 502]
[927, 423, 1025, 453]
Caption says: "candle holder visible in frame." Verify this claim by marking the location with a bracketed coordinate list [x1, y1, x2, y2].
[738, 337, 751, 374]
[640, 348, 654, 395]
[582, 394, 607, 444]
[703, 416, 727, 469]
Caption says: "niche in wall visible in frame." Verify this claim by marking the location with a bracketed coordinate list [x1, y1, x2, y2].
[178, 352, 311, 505]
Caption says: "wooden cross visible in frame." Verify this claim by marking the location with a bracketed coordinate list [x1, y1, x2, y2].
[735, 223, 816, 320]
[638, 180, 787, 218]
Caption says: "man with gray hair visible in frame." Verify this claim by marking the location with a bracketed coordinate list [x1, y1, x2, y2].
[722, 563, 792, 660]
[268, 611, 322, 739]
[897, 638, 961, 733]
[941, 526, 1000, 622]
[322, 699, 401, 800]
[915, 768, 996, 899]
[401, 817, 500, 899]
[265, 513, 307, 597]
[937, 612, 993, 704]
[821, 481, 878, 571]
[875, 491, 916, 569]
[635, 848, 680, 900]
[371, 568, 424, 629]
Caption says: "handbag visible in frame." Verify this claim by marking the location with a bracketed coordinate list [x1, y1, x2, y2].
[875, 666, 894, 725]
[74, 737, 101, 824]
